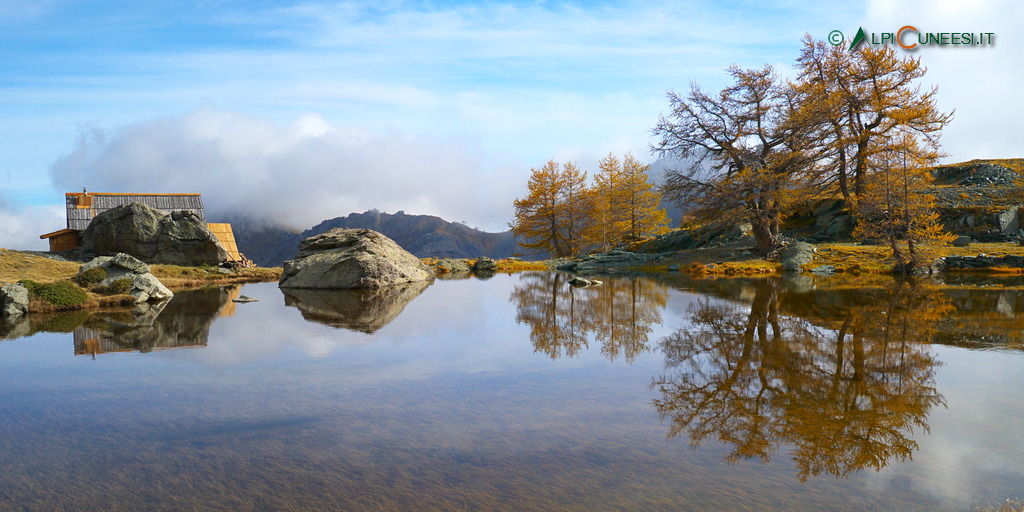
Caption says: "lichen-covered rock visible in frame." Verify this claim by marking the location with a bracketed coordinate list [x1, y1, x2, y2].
[473, 257, 498, 273]
[81, 202, 227, 266]
[279, 228, 433, 289]
[77, 253, 173, 303]
[435, 258, 472, 274]
[780, 242, 815, 272]
[1, 283, 30, 317]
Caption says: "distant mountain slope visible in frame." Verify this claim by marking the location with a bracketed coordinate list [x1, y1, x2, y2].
[231, 210, 525, 267]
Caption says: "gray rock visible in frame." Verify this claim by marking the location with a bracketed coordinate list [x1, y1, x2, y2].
[667, 264, 680, 272]
[825, 214, 854, 237]
[952, 235, 972, 247]
[1, 283, 30, 317]
[233, 295, 259, 303]
[472, 257, 498, 273]
[435, 258, 472, 274]
[130, 273, 174, 303]
[111, 253, 151, 273]
[81, 202, 228, 266]
[279, 228, 434, 289]
[554, 261, 579, 271]
[568, 277, 591, 287]
[78, 254, 173, 303]
[780, 242, 815, 272]
[810, 265, 836, 275]
[997, 206, 1020, 234]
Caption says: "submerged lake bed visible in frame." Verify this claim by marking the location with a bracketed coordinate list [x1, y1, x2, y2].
[1, 273, 1023, 511]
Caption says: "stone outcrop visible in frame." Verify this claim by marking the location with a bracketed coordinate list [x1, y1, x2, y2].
[556, 250, 663, 274]
[81, 202, 228, 266]
[1, 283, 30, 317]
[944, 254, 1024, 270]
[78, 253, 174, 303]
[780, 242, 815, 272]
[472, 257, 498, 274]
[435, 258, 472, 274]
[279, 228, 434, 289]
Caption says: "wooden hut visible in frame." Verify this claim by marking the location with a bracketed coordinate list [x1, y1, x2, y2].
[39, 191, 247, 264]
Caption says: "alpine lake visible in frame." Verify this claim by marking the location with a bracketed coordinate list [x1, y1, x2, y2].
[2, 271, 1023, 511]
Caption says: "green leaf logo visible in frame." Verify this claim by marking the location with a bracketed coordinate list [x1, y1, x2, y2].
[848, 27, 867, 50]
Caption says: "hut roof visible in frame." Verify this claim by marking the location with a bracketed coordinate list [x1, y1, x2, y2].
[65, 192, 205, 230]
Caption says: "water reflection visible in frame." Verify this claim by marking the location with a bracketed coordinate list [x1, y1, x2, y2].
[281, 280, 431, 334]
[652, 279, 947, 481]
[509, 272, 668, 362]
[1, 287, 238, 357]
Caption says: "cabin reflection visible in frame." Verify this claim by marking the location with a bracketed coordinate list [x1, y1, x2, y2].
[652, 278, 948, 481]
[72, 286, 239, 357]
[509, 272, 669, 362]
[281, 280, 431, 334]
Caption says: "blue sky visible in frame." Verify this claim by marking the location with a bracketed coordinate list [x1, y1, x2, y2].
[1, 0, 1021, 248]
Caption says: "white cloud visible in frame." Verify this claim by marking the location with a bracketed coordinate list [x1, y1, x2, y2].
[862, 0, 1023, 161]
[0, 204, 66, 251]
[48, 108, 518, 231]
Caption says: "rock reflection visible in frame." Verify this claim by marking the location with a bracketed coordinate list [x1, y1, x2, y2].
[281, 280, 431, 334]
[74, 286, 238, 357]
[652, 279, 948, 481]
[509, 272, 668, 362]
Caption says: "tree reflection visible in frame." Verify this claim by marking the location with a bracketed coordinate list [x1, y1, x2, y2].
[509, 273, 668, 362]
[651, 278, 948, 481]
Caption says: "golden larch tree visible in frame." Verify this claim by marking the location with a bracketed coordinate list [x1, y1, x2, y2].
[510, 160, 589, 257]
[584, 153, 627, 252]
[620, 153, 669, 243]
[794, 36, 954, 203]
[852, 132, 954, 273]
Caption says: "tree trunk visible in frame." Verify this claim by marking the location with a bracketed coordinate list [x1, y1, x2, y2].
[751, 213, 781, 258]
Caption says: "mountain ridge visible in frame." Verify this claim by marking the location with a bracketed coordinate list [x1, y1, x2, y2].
[230, 210, 527, 267]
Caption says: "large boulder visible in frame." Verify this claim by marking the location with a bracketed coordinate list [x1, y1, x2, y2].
[780, 242, 815, 272]
[279, 228, 434, 289]
[81, 202, 228, 266]
[77, 253, 174, 303]
[1, 283, 30, 317]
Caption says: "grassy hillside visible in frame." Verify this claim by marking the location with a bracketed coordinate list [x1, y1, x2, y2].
[0, 249, 79, 283]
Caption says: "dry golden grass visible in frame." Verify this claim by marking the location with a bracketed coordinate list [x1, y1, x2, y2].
[645, 241, 1024, 276]
[0, 249, 280, 293]
[493, 258, 549, 271]
[0, 249, 80, 283]
[150, 264, 282, 289]
[422, 257, 549, 273]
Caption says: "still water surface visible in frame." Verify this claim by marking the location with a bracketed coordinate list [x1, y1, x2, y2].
[1, 273, 1023, 511]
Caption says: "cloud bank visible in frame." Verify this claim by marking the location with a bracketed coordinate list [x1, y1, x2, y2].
[49, 108, 524, 232]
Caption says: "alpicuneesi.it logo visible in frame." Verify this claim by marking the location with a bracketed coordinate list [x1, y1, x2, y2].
[828, 27, 996, 50]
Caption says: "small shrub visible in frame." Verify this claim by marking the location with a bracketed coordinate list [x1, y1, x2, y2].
[96, 278, 133, 295]
[72, 267, 108, 287]
[29, 280, 88, 307]
[688, 262, 709, 276]
[17, 279, 41, 293]
[97, 278, 133, 294]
